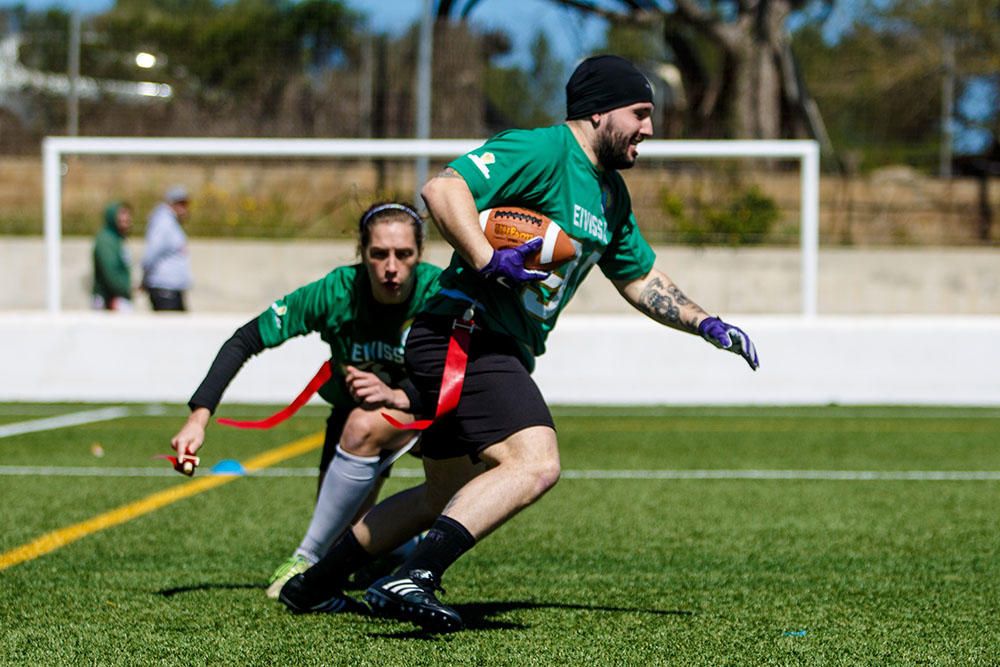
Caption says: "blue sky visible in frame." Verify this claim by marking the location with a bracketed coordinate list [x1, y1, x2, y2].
[3, 0, 993, 151]
[350, 0, 608, 68]
[1, 0, 610, 68]
[1, 0, 865, 64]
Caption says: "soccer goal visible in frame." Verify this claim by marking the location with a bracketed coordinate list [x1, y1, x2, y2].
[41, 136, 820, 315]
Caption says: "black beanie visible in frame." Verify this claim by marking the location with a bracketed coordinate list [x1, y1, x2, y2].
[565, 55, 653, 120]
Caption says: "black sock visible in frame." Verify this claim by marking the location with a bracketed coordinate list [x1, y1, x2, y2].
[301, 529, 371, 591]
[400, 516, 476, 581]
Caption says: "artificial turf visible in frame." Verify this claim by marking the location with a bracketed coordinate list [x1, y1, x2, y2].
[0, 404, 998, 665]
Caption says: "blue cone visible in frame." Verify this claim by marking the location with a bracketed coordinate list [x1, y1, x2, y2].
[210, 459, 246, 476]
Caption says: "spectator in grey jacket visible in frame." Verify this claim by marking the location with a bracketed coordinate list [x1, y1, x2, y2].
[142, 185, 192, 311]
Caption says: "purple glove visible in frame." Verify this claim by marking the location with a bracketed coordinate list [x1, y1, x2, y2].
[698, 316, 760, 370]
[479, 237, 550, 287]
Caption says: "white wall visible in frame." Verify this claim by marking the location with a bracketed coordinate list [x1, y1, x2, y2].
[5, 238, 1000, 315]
[538, 315, 1000, 405]
[3, 313, 998, 406]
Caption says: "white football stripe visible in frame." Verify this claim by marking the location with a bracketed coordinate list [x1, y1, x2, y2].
[558, 469, 1000, 481]
[540, 219, 561, 265]
[0, 407, 130, 439]
[478, 209, 489, 231]
[4, 466, 1000, 482]
[0, 466, 178, 477]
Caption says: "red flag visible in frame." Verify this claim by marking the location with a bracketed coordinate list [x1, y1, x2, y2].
[217, 361, 332, 429]
[383, 320, 471, 431]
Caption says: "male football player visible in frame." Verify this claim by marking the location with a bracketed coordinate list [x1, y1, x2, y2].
[281, 55, 759, 632]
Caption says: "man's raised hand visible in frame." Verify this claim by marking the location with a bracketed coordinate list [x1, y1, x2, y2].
[698, 316, 760, 371]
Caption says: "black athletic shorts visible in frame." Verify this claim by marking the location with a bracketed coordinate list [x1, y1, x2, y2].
[405, 314, 555, 460]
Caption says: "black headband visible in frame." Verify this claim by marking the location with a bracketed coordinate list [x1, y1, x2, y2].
[566, 55, 653, 120]
[359, 203, 423, 233]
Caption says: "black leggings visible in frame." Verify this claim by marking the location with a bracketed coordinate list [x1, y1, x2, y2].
[148, 288, 186, 311]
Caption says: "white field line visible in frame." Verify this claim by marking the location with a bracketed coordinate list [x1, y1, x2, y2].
[2, 465, 1000, 481]
[1, 405, 996, 420]
[551, 410, 1000, 420]
[558, 469, 1000, 481]
[0, 407, 131, 439]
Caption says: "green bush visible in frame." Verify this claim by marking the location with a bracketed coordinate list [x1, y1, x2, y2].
[659, 184, 779, 246]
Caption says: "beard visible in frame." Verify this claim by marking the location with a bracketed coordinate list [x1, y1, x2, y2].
[595, 122, 638, 171]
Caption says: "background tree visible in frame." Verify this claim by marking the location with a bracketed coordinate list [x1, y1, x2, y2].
[481, 30, 564, 130]
[793, 0, 999, 171]
[98, 0, 361, 105]
[2, 0, 366, 141]
[542, 0, 836, 143]
[433, 2, 565, 131]
[882, 0, 999, 158]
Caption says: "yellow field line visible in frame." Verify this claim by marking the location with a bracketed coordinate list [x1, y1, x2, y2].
[0, 432, 324, 572]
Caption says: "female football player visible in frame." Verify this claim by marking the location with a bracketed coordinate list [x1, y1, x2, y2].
[168, 201, 441, 600]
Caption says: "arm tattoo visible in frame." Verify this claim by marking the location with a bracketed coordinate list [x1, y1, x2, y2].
[667, 284, 690, 305]
[437, 166, 463, 179]
[638, 277, 680, 324]
[638, 277, 703, 330]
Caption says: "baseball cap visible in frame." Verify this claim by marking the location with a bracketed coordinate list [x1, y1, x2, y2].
[165, 185, 189, 204]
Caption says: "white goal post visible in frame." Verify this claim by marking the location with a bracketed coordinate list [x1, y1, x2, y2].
[42, 136, 820, 315]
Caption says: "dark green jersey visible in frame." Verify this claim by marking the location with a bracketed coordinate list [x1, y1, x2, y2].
[92, 203, 132, 301]
[425, 124, 656, 363]
[257, 262, 441, 407]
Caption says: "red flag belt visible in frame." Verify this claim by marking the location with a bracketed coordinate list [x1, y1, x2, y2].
[216, 309, 475, 432]
[217, 360, 333, 429]
[382, 311, 475, 431]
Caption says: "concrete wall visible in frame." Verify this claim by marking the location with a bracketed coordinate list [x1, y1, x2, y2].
[2, 238, 999, 315]
[2, 312, 998, 406]
[4, 237, 996, 406]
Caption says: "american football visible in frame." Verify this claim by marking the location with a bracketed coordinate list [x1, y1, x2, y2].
[478, 206, 576, 271]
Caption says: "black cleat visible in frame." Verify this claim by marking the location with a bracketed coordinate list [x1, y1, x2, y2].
[348, 535, 422, 590]
[278, 573, 366, 614]
[364, 569, 464, 633]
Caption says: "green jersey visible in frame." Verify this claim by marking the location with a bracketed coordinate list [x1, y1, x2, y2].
[92, 203, 132, 302]
[426, 124, 656, 363]
[257, 262, 441, 408]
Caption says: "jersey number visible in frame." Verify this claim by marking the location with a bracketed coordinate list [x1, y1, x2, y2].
[522, 244, 601, 323]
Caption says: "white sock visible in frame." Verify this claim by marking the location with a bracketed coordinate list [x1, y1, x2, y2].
[294, 445, 380, 563]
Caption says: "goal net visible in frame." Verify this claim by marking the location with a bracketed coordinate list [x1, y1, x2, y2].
[41, 137, 820, 315]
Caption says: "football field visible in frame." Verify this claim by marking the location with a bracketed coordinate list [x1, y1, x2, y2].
[1, 403, 998, 665]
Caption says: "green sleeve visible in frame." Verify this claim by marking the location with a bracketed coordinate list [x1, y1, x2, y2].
[598, 194, 656, 282]
[256, 269, 352, 348]
[94, 233, 131, 298]
[413, 262, 443, 306]
[449, 129, 559, 209]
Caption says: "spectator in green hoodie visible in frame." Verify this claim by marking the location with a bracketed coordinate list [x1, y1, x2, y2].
[92, 201, 134, 312]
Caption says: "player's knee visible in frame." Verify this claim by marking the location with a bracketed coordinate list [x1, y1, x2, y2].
[526, 437, 560, 495]
[531, 459, 561, 497]
[339, 411, 383, 457]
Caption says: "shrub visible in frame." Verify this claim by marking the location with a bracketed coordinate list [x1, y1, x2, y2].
[659, 184, 779, 245]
